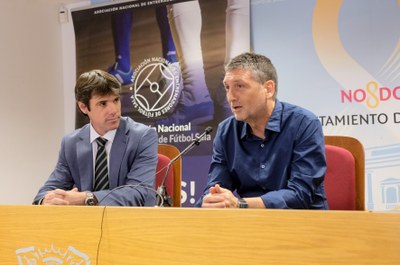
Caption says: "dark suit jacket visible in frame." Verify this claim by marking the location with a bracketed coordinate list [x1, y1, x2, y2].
[33, 117, 158, 206]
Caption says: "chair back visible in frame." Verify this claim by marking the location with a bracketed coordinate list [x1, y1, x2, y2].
[157, 144, 182, 207]
[324, 136, 365, 210]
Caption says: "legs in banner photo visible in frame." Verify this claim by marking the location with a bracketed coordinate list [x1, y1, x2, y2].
[157, 1, 214, 125]
[107, 6, 179, 87]
[107, 10, 134, 86]
[161, 0, 250, 125]
[107, 6, 182, 121]
[108, 0, 250, 125]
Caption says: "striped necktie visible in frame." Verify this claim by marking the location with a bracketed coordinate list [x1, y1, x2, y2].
[94, 137, 109, 191]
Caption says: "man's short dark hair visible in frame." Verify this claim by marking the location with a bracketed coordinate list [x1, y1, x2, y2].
[75, 69, 121, 110]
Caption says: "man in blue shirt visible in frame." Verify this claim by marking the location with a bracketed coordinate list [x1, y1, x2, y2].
[196, 52, 328, 209]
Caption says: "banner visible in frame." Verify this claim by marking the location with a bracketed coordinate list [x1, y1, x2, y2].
[251, 0, 400, 211]
[69, 0, 250, 206]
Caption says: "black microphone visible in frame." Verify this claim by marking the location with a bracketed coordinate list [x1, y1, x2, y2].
[156, 126, 213, 207]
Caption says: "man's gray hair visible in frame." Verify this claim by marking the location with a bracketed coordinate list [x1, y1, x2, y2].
[225, 52, 278, 98]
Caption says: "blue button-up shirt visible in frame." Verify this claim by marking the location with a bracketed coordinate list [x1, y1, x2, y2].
[196, 100, 328, 209]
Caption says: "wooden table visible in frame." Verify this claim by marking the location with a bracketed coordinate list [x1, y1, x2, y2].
[1, 206, 399, 264]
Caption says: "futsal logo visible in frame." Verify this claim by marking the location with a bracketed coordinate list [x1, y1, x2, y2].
[16, 245, 90, 264]
[131, 57, 181, 119]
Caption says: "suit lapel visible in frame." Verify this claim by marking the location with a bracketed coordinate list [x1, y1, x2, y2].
[109, 118, 128, 188]
[77, 126, 94, 191]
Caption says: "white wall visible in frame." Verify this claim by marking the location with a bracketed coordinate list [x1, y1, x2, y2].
[0, 0, 81, 204]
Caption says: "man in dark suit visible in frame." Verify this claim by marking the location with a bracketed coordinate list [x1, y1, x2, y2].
[33, 70, 158, 206]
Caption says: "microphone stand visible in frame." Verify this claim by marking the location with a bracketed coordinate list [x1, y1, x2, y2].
[156, 127, 212, 207]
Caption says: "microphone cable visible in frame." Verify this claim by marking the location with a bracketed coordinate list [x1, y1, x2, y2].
[94, 184, 163, 265]
[95, 126, 213, 262]
[97, 184, 161, 205]
[95, 205, 106, 265]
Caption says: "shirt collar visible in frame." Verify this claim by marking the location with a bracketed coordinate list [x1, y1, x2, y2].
[240, 99, 283, 139]
[89, 123, 117, 144]
[266, 99, 282, 133]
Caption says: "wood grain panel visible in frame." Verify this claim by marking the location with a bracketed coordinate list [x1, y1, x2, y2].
[1, 206, 399, 264]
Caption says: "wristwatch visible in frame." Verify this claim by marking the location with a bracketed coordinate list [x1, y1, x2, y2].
[85, 192, 98, 206]
[237, 198, 248, 208]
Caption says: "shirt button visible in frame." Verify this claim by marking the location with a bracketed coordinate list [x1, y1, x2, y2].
[260, 144, 264, 148]
[261, 165, 265, 169]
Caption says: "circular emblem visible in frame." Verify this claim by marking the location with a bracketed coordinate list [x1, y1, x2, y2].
[130, 57, 181, 119]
